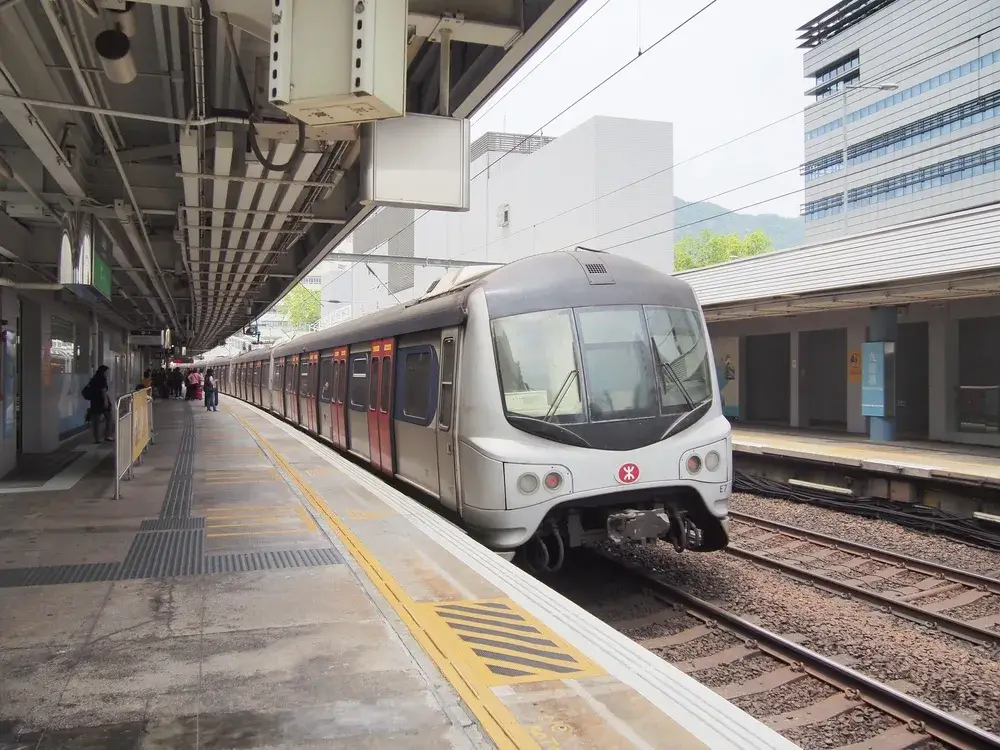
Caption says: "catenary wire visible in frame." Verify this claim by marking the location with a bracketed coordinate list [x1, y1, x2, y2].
[275, 4, 1000, 320]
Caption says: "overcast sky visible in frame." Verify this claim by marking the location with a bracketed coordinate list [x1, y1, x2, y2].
[470, 0, 833, 218]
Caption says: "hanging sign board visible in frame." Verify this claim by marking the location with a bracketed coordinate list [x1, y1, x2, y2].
[58, 214, 114, 303]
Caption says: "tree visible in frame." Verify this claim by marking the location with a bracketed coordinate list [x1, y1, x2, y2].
[277, 284, 321, 327]
[674, 229, 774, 272]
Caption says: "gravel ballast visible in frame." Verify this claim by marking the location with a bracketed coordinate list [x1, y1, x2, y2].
[731, 493, 1000, 576]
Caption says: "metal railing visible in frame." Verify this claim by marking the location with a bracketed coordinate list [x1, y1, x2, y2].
[114, 387, 155, 499]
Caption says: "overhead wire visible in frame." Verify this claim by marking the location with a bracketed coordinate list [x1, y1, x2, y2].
[470, 0, 619, 124]
[269, 0, 1000, 326]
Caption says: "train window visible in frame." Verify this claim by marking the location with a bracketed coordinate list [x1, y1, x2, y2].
[379, 357, 391, 413]
[349, 355, 368, 410]
[399, 349, 435, 423]
[285, 362, 294, 393]
[319, 359, 333, 403]
[439, 338, 456, 430]
[368, 357, 380, 411]
[274, 360, 284, 391]
[262, 362, 270, 386]
[332, 361, 341, 404]
[299, 361, 311, 398]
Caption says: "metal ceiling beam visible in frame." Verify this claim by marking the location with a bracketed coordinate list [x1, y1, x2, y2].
[210, 154, 265, 337]
[40, 0, 180, 330]
[207, 131, 234, 322]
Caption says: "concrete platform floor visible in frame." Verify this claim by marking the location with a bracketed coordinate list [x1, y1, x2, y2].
[0, 401, 488, 749]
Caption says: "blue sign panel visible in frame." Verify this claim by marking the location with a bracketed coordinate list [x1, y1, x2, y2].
[861, 342, 886, 417]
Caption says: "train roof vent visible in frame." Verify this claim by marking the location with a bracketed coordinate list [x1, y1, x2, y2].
[569, 251, 615, 285]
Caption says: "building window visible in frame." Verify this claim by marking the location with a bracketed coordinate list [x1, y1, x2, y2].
[812, 52, 860, 88]
[847, 144, 1000, 209]
[803, 150, 844, 181]
[806, 48, 1000, 141]
[802, 193, 844, 221]
[847, 89, 1000, 165]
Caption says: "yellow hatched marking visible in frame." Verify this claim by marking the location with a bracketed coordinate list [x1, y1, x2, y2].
[414, 598, 603, 687]
[229, 408, 539, 750]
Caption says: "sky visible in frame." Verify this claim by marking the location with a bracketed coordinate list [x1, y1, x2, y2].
[470, 0, 833, 218]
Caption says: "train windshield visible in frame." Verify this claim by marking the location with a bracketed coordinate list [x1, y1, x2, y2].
[492, 305, 713, 450]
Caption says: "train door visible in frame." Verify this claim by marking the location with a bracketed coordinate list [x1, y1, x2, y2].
[287, 355, 299, 422]
[318, 353, 334, 441]
[299, 352, 317, 431]
[376, 339, 394, 472]
[367, 341, 385, 471]
[272, 357, 284, 415]
[333, 348, 348, 449]
[252, 361, 260, 405]
[436, 330, 459, 511]
[261, 360, 271, 410]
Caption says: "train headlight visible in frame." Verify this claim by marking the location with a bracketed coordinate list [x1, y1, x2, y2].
[705, 451, 720, 472]
[517, 473, 539, 494]
[686, 455, 702, 474]
[544, 472, 562, 491]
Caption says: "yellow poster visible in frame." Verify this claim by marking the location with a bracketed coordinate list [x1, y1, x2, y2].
[132, 389, 151, 462]
[848, 349, 862, 383]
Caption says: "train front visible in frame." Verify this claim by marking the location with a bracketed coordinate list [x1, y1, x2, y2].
[459, 250, 731, 571]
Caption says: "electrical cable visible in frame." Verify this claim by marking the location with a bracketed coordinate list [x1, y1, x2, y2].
[734, 470, 1000, 551]
[221, 11, 305, 172]
[471, 0, 618, 124]
[354, 5, 1000, 271]
[270, 2, 1000, 324]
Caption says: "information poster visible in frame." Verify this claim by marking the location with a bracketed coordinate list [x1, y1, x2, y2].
[713, 336, 739, 419]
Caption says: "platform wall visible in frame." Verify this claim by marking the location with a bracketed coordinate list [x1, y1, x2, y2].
[708, 296, 1000, 446]
[0, 288, 139, 476]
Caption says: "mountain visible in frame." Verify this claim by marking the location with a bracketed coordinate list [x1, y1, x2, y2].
[674, 197, 804, 250]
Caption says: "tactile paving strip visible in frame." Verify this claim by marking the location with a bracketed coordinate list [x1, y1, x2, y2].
[159, 404, 195, 520]
[0, 562, 121, 588]
[203, 548, 342, 574]
[140, 518, 206, 531]
[119, 529, 204, 579]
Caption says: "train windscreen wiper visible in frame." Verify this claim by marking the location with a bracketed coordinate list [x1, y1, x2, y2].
[544, 369, 579, 422]
[651, 339, 694, 411]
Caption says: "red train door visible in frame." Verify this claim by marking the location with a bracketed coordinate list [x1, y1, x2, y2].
[366, 339, 394, 474]
[367, 344, 382, 470]
[273, 357, 285, 416]
[287, 355, 299, 423]
[377, 339, 394, 473]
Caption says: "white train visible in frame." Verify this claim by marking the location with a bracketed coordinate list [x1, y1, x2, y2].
[202, 249, 733, 571]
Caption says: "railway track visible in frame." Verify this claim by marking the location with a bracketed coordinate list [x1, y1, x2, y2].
[582, 548, 1000, 750]
[727, 512, 1000, 648]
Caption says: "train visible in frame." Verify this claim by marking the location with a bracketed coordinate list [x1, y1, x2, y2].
[201, 248, 733, 572]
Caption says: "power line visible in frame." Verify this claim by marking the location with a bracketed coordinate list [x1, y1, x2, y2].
[275, 0, 1000, 323]
[471, 0, 618, 125]
[353, 0, 724, 264]
[558, 117, 1000, 253]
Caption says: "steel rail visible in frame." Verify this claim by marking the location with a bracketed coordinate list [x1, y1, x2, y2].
[593, 549, 1000, 750]
[731, 511, 1000, 593]
[725, 543, 1000, 648]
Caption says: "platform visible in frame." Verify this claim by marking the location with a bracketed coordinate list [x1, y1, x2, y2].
[0, 399, 793, 750]
[732, 427, 1000, 488]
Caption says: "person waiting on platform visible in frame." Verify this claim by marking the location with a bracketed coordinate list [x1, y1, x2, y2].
[82, 365, 114, 444]
[204, 368, 219, 412]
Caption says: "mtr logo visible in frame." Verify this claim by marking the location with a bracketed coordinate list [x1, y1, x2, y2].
[616, 463, 640, 485]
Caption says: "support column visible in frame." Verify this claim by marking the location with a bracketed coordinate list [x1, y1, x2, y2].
[789, 331, 800, 428]
[868, 306, 897, 442]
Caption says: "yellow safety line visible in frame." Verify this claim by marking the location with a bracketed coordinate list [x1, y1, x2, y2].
[229, 408, 537, 750]
[206, 528, 311, 538]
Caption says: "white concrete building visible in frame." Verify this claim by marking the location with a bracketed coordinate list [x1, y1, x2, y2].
[800, 0, 1000, 242]
[322, 116, 674, 319]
